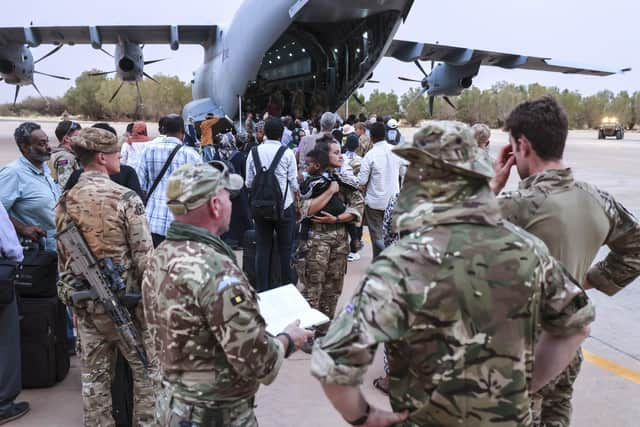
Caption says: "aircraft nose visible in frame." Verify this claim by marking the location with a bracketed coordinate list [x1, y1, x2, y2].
[0, 59, 15, 74]
[118, 57, 135, 72]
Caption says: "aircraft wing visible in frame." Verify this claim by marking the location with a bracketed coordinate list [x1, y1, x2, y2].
[386, 39, 630, 76]
[0, 25, 217, 49]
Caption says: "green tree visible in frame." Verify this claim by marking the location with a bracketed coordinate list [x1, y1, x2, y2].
[492, 82, 527, 126]
[365, 89, 399, 117]
[558, 89, 583, 128]
[582, 90, 613, 128]
[609, 91, 633, 129]
[631, 91, 640, 129]
[64, 70, 108, 118]
[400, 88, 428, 126]
[338, 91, 367, 118]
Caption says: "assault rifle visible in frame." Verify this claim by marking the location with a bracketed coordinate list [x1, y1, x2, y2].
[56, 224, 149, 368]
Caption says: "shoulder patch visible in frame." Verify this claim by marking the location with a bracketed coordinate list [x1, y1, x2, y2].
[230, 294, 245, 306]
[134, 202, 145, 216]
[217, 275, 243, 292]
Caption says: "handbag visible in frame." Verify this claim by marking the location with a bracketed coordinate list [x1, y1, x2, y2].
[0, 258, 17, 305]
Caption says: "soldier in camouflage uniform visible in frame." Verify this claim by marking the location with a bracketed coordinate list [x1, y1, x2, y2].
[48, 120, 81, 190]
[296, 137, 364, 337]
[491, 96, 640, 427]
[55, 128, 155, 426]
[311, 121, 595, 427]
[141, 163, 312, 427]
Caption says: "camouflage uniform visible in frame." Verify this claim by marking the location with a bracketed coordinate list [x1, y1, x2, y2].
[141, 163, 282, 427]
[311, 121, 595, 427]
[48, 145, 79, 190]
[55, 128, 155, 426]
[499, 168, 640, 427]
[357, 133, 373, 157]
[296, 173, 364, 334]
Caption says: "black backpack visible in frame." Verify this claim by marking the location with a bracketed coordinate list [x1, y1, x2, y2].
[250, 145, 288, 222]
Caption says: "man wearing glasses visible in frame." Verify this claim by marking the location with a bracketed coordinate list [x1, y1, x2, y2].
[49, 120, 82, 190]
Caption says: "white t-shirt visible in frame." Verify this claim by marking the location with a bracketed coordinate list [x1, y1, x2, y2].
[120, 142, 148, 171]
[357, 141, 404, 210]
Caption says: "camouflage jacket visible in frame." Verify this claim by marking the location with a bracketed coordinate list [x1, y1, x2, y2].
[141, 222, 284, 406]
[311, 181, 595, 427]
[48, 145, 79, 190]
[56, 171, 153, 297]
[499, 168, 640, 295]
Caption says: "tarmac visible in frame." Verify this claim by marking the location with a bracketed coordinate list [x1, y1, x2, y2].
[0, 120, 639, 426]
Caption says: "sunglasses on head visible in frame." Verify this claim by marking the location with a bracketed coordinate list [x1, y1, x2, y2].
[64, 121, 81, 139]
[207, 160, 240, 199]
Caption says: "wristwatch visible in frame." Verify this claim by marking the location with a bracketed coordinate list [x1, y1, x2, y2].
[276, 332, 295, 358]
[346, 403, 370, 426]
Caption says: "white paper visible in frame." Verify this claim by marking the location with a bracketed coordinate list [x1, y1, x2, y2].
[258, 284, 329, 335]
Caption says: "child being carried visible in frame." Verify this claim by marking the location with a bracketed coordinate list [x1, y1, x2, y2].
[299, 148, 346, 239]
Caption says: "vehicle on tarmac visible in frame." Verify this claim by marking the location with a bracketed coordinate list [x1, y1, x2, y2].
[598, 117, 624, 140]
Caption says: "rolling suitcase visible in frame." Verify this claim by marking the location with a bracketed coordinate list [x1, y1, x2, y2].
[14, 242, 57, 298]
[18, 296, 70, 388]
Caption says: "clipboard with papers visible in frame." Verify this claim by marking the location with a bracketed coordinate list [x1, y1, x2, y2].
[257, 284, 330, 335]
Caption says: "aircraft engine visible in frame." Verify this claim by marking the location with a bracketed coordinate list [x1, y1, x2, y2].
[0, 45, 34, 85]
[427, 63, 479, 96]
[88, 41, 165, 104]
[459, 76, 473, 89]
[0, 43, 68, 103]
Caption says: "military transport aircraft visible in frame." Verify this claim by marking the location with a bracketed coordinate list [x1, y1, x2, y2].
[0, 0, 629, 122]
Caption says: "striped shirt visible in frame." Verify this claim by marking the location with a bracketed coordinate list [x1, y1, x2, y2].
[136, 136, 202, 236]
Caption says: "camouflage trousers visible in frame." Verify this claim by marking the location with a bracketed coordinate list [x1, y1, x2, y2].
[532, 350, 583, 427]
[75, 305, 155, 427]
[156, 387, 257, 427]
[295, 224, 349, 334]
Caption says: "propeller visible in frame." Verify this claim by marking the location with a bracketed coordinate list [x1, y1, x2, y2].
[443, 96, 456, 110]
[99, 48, 114, 58]
[135, 81, 143, 106]
[89, 70, 116, 76]
[34, 44, 63, 64]
[353, 94, 365, 107]
[398, 59, 456, 116]
[13, 86, 20, 105]
[34, 70, 70, 80]
[109, 81, 125, 103]
[143, 58, 166, 66]
[31, 82, 48, 106]
[143, 72, 159, 84]
[366, 79, 380, 84]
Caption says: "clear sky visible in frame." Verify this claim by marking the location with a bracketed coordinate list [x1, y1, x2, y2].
[0, 0, 636, 104]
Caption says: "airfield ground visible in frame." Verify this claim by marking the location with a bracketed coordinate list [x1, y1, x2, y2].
[1, 119, 639, 426]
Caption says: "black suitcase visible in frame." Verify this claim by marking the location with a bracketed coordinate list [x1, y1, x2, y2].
[111, 350, 134, 427]
[18, 296, 70, 388]
[242, 229, 283, 289]
[14, 243, 57, 298]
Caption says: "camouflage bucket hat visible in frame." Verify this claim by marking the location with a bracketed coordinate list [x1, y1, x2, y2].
[70, 127, 121, 153]
[166, 162, 244, 215]
[393, 120, 494, 179]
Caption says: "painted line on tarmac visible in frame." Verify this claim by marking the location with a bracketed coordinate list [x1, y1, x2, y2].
[583, 350, 640, 385]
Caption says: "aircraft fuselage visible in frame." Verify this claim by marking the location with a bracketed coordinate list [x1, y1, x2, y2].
[187, 0, 413, 120]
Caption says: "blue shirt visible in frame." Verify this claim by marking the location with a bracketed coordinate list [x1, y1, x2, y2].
[136, 136, 202, 236]
[0, 156, 60, 251]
